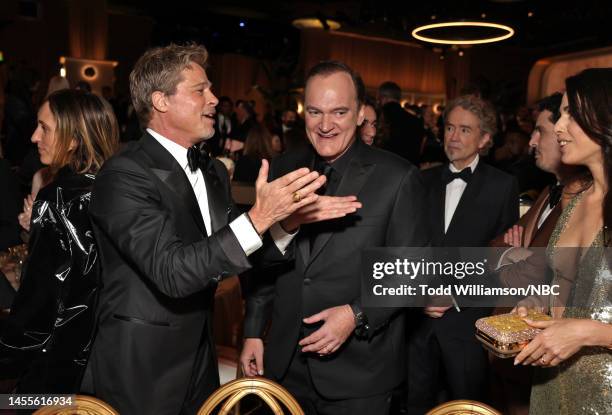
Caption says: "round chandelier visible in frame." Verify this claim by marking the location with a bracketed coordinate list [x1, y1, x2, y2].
[411, 21, 514, 45]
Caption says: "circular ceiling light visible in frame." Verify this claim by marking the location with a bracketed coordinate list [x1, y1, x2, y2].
[412, 21, 514, 45]
[292, 18, 341, 30]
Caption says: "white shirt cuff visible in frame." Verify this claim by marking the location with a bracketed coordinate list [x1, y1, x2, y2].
[229, 214, 263, 256]
[270, 222, 298, 255]
[495, 247, 516, 270]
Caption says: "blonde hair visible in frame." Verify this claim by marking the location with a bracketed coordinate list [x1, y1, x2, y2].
[46, 89, 118, 176]
[130, 43, 209, 126]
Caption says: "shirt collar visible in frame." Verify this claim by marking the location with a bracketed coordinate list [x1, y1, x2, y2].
[450, 154, 479, 173]
[147, 128, 190, 170]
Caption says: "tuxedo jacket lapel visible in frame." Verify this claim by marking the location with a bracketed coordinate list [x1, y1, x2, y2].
[203, 162, 228, 233]
[141, 134, 207, 236]
[308, 147, 375, 266]
[523, 189, 549, 245]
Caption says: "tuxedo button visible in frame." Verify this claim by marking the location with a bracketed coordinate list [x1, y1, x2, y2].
[303, 278, 312, 286]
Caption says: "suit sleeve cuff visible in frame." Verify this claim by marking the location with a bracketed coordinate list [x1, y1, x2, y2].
[269, 222, 298, 255]
[229, 213, 263, 256]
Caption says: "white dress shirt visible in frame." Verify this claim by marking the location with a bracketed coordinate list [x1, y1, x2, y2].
[536, 183, 559, 229]
[444, 155, 479, 233]
[147, 128, 262, 255]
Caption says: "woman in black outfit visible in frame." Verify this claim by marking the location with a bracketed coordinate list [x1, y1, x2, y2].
[0, 89, 118, 393]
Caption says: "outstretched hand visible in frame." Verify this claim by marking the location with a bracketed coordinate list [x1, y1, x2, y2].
[248, 160, 326, 234]
[281, 195, 362, 232]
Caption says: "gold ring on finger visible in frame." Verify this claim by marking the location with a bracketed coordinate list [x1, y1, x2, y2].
[292, 191, 301, 203]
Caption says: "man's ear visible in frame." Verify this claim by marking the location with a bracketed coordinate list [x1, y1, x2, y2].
[478, 132, 491, 150]
[151, 91, 169, 113]
[357, 104, 365, 126]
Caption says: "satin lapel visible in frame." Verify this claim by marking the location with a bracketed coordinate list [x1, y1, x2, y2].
[203, 162, 228, 232]
[141, 133, 207, 236]
[534, 202, 561, 246]
[161, 164, 207, 235]
[446, 163, 485, 236]
[308, 154, 375, 266]
[523, 189, 549, 245]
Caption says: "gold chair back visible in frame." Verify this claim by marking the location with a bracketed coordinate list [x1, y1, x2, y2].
[426, 399, 501, 415]
[33, 395, 119, 415]
[198, 376, 304, 415]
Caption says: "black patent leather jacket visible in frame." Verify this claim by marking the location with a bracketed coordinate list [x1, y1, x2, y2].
[0, 167, 100, 393]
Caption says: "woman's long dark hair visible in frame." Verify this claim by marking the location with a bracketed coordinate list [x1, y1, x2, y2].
[565, 68, 612, 246]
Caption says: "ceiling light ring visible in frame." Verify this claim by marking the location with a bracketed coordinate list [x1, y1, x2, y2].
[412, 21, 514, 45]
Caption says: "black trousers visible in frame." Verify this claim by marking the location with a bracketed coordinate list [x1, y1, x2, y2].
[280, 346, 392, 415]
[406, 310, 490, 414]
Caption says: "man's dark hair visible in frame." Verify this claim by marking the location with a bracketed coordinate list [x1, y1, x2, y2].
[364, 96, 377, 110]
[305, 60, 365, 105]
[536, 92, 562, 123]
[378, 81, 402, 102]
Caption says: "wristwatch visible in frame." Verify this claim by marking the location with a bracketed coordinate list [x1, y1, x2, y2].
[349, 303, 369, 337]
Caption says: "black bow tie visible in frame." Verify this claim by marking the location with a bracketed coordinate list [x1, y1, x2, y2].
[187, 145, 210, 173]
[442, 167, 472, 185]
[548, 183, 563, 209]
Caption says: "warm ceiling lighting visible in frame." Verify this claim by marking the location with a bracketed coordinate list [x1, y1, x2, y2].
[292, 18, 341, 30]
[411, 21, 514, 45]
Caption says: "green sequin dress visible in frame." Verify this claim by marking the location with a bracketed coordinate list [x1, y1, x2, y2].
[529, 193, 612, 415]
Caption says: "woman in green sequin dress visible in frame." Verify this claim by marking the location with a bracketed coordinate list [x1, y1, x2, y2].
[514, 68, 612, 415]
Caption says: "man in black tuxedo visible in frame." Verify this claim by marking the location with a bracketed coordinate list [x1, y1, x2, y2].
[406, 95, 519, 413]
[240, 61, 430, 415]
[378, 81, 425, 166]
[83, 44, 327, 415]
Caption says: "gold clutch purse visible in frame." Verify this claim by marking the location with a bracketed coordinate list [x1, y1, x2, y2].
[475, 311, 551, 358]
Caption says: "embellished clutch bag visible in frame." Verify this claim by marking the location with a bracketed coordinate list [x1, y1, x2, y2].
[475, 311, 551, 358]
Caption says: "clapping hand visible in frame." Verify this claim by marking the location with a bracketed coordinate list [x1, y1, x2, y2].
[280, 195, 362, 232]
[248, 160, 326, 234]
